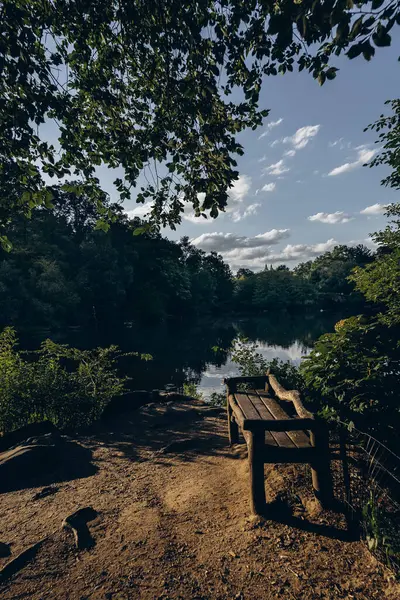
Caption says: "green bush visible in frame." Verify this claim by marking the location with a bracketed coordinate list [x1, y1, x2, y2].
[230, 337, 304, 391]
[300, 316, 400, 436]
[301, 203, 400, 439]
[0, 327, 127, 432]
[183, 382, 205, 401]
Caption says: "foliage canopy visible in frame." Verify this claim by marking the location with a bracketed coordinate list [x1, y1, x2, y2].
[1, 0, 399, 239]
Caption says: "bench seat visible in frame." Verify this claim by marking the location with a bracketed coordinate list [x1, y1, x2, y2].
[233, 391, 312, 449]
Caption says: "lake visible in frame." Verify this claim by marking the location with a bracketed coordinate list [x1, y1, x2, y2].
[20, 312, 343, 399]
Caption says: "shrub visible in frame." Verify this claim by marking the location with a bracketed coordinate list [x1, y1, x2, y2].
[230, 337, 304, 391]
[300, 316, 400, 438]
[0, 327, 127, 432]
[183, 382, 204, 401]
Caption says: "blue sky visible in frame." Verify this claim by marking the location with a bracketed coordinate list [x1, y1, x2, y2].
[40, 35, 399, 271]
[125, 39, 399, 272]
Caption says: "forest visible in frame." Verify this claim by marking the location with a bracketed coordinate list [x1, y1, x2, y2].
[0, 186, 378, 331]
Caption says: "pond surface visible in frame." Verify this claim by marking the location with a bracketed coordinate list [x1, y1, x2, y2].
[21, 312, 343, 399]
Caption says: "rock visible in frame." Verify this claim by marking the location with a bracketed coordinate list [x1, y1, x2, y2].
[0, 444, 60, 492]
[62, 507, 98, 550]
[0, 421, 57, 452]
[0, 542, 11, 558]
[0, 434, 97, 493]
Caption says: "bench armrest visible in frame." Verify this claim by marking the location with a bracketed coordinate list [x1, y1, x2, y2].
[267, 372, 314, 420]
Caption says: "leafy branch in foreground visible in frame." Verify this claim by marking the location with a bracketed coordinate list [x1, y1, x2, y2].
[365, 99, 400, 191]
[1, 1, 399, 239]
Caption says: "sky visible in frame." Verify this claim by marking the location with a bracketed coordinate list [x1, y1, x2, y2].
[40, 34, 400, 272]
[125, 39, 399, 272]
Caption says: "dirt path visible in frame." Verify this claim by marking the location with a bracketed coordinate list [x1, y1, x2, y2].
[1, 400, 398, 599]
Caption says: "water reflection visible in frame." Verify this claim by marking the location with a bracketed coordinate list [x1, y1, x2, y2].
[20, 312, 342, 397]
[197, 313, 341, 397]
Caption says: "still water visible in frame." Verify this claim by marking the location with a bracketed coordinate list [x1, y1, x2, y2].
[22, 312, 342, 399]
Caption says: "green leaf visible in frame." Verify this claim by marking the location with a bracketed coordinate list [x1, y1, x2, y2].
[94, 219, 110, 232]
[326, 67, 338, 81]
[0, 236, 12, 252]
[372, 24, 391, 47]
[347, 44, 363, 59]
[132, 226, 147, 236]
[21, 191, 32, 202]
[362, 41, 376, 61]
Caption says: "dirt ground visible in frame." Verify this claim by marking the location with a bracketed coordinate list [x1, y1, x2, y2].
[1, 399, 399, 600]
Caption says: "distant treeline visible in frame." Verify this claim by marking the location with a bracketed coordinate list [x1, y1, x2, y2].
[0, 187, 378, 331]
[234, 244, 375, 313]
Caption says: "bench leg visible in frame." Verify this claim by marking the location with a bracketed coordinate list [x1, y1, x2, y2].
[248, 431, 266, 515]
[310, 427, 334, 508]
[227, 399, 239, 445]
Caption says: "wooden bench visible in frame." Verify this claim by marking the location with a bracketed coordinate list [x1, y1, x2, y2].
[225, 373, 333, 516]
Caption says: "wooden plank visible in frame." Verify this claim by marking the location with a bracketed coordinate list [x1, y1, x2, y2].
[258, 394, 311, 448]
[248, 395, 278, 447]
[245, 392, 294, 448]
[235, 393, 262, 421]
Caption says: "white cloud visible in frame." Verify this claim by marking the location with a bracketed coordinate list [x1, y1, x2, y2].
[231, 202, 261, 222]
[360, 203, 387, 216]
[329, 138, 344, 148]
[208, 174, 252, 221]
[268, 239, 338, 263]
[308, 211, 353, 224]
[127, 193, 212, 225]
[261, 182, 276, 193]
[258, 118, 283, 139]
[191, 229, 290, 253]
[258, 155, 267, 162]
[328, 146, 376, 177]
[181, 193, 212, 225]
[193, 229, 376, 271]
[228, 174, 251, 203]
[222, 237, 339, 271]
[283, 125, 321, 150]
[126, 202, 153, 218]
[270, 139, 281, 148]
[263, 159, 289, 176]
[183, 212, 212, 225]
[284, 149, 296, 158]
